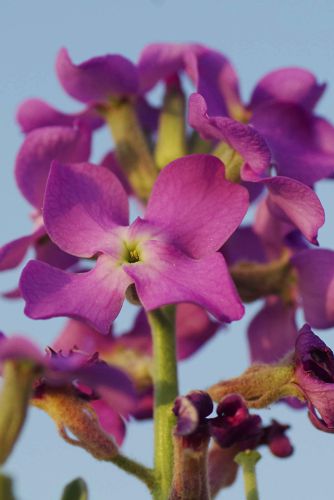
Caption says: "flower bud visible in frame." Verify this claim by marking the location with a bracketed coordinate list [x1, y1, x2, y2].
[33, 387, 119, 460]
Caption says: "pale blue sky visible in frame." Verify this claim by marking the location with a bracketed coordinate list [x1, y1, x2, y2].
[1, 1, 334, 499]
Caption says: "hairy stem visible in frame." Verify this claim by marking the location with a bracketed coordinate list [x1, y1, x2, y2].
[111, 454, 156, 493]
[148, 308, 179, 499]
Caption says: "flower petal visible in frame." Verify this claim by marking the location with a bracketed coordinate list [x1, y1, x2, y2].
[138, 44, 241, 117]
[222, 226, 266, 266]
[15, 124, 91, 209]
[251, 102, 334, 184]
[16, 98, 103, 133]
[52, 319, 115, 354]
[56, 48, 138, 103]
[194, 50, 242, 117]
[100, 151, 132, 195]
[44, 162, 129, 258]
[138, 42, 198, 92]
[0, 234, 36, 271]
[90, 400, 126, 445]
[20, 256, 132, 334]
[250, 68, 326, 111]
[176, 303, 220, 360]
[0, 225, 47, 271]
[292, 249, 334, 328]
[253, 197, 296, 258]
[247, 300, 298, 363]
[73, 362, 136, 415]
[263, 176, 324, 244]
[189, 93, 271, 179]
[0, 335, 45, 365]
[125, 240, 244, 322]
[35, 238, 78, 270]
[145, 154, 248, 258]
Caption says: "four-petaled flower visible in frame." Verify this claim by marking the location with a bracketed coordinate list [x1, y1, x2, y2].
[20, 154, 248, 334]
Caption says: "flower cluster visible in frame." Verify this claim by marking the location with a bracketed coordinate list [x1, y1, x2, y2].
[1, 41, 334, 499]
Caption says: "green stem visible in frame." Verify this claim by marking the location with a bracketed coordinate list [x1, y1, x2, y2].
[104, 98, 158, 202]
[235, 450, 261, 500]
[111, 454, 156, 493]
[147, 308, 179, 499]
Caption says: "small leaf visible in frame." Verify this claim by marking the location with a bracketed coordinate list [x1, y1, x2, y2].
[0, 473, 16, 500]
[61, 478, 88, 500]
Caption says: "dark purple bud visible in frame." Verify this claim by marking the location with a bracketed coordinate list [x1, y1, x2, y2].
[261, 419, 293, 458]
[173, 390, 213, 436]
[210, 394, 262, 448]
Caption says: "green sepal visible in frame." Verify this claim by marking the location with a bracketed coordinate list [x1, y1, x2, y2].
[61, 478, 88, 500]
[0, 472, 16, 500]
[0, 360, 38, 465]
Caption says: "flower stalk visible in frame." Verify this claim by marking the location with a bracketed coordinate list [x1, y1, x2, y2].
[235, 450, 261, 500]
[154, 78, 187, 170]
[148, 307, 179, 499]
[104, 97, 158, 202]
[111, 454, 156, 493]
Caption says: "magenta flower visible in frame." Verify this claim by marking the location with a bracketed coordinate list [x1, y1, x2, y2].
[291, 249, 334, 329]
[138, 43, 242, 118]
[20, 155, 247, 334]
[56, 48, 139, 104]
[189, 93, 325, 244]
[247, 299, 298, 364]
[249, 67, 326, 111]
[15, 122, 91, 210]
[294, 325, 334, 432]
[16, 98, 103, 134]
[223, 222, 334, 364]
[51, 304, 220, 421]
[0, 334, 136, 445]
[0, 122, 91, 293]
[53, 304, 220, 363]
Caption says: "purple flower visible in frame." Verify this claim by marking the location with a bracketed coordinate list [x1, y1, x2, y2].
[251, 101, 334, 185]
[182, 48, 334, 185]
[294, 324, 334, 432]
[247, 299, 298, 364]
[224, 223, 334, 364]
[15, 122, 91, 210]
[20, 155, 248, 334]
[51, 305, 220, 421]
[291, 249, 334, 329]
[53, 304, 220, 363]
[249, 67, 326, 111]
[56, 48, 139, 104]
[0, 122, 91, 291]
[173, 391, 293, 456]
[138, 43, 243, 118]
[189, 93, 325, 244]
[16, 98, 103, 133]
[0, 334, 136, 445]
[250, 248, 334, 364]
